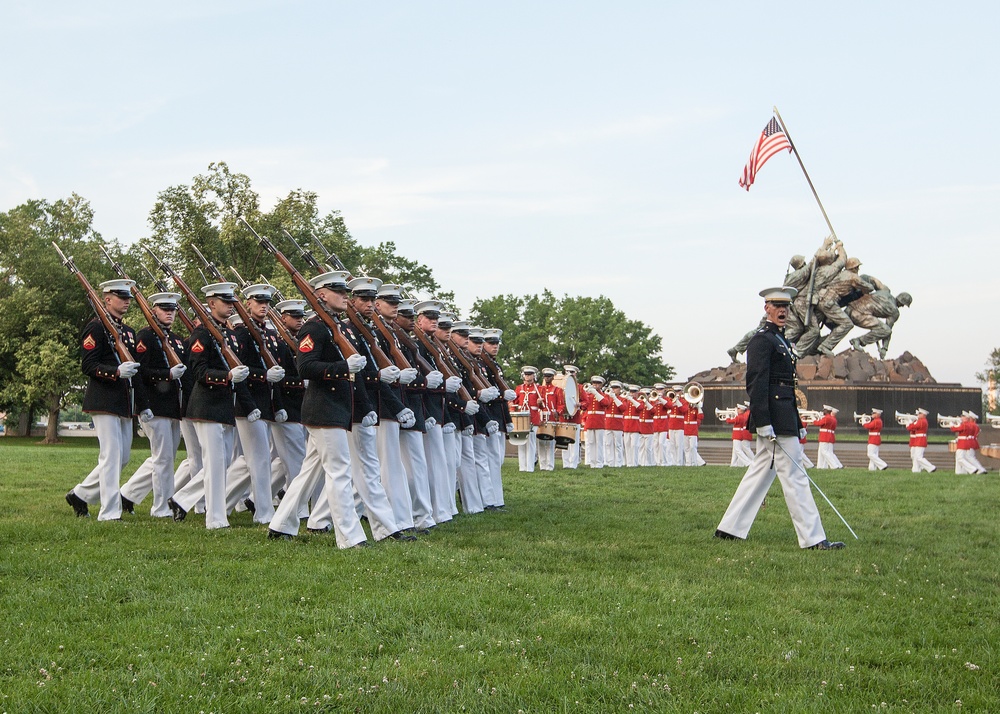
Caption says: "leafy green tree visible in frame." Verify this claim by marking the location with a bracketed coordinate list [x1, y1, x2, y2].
[0, 195, 113, 441]
[470, 290, 673, 385]
[975, 348, 1000, 416]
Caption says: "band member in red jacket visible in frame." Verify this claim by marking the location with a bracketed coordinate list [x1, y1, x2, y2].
[667, 387, 687, 466]
[536, 367, 565, 471]
[513, 366, 542, 472]
[907, 407, 936, 473]
[581, 376, 608, 468]
[682, 399, 705, 466]
[652, 383, 672, 466]
[559, 365, 584, 469]
[812, 405, 843, 469]
[602, 381, 626, 467]
[953, 411, 989, 474]
[622, 385, 642, 467]
[863, 408, 888, 471]
[726, 402, 753, 467]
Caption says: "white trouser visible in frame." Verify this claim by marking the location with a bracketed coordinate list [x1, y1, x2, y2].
[560, 426, 581, 469]
[172, 421, 234, 529]
[347, 424, 398, 540]
[604, 430, 624, 467]
[585, 428, 605, 468]
[399, 427, 433, 527]
[657, 432, 672, 466]
[641, 434, 655, 466]
[730, 440, 752, 467]
[489, 431, 505, 505]
[411, 425, 442, 529]
[670, 430, 686, 466]
[537, 434, 555, 471]
[800, 446, 814, 469]
[517, 428, 537, 472]
[624, 432, 638, 467]
[74, 414, 132, 521]
[441, 427, 459, 508]
[717, 435, 827, 548]
[173, 419, 202, 492]
[271, 421, 307, 493]
[377, 420, 415, 531]
[121, 416, 181, 517]
[816, 442, 843, 470]
[684, 435, 705, 466]
[473, 434, 497, 506]
[964, 450, 987, 474]
[867, 444, 888, 471]
[225, 418, 275, 523]
[910, 446, 935, 472]
[457, 432, 482, 514]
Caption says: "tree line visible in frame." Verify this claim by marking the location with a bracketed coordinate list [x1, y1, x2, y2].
[0, 162, 672, 440]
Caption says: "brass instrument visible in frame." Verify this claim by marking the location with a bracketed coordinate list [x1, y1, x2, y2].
[853, 412, 873, 426]
[987, 414, 1000, 429]
[800, 409, 823, 424]
[937, 413, 962, 428]
[665, 388, 677, 400]
[895, 410, 918, 426]
[715, 407, 738, 422]
[683, 381, 704, 406]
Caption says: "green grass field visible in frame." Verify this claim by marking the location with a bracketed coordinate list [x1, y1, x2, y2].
[0, 437, 997, 712]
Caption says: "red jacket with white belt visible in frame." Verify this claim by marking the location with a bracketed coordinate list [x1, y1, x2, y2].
[864, 416, 883, 446]
[580, 390, 607, 430]
[727, 410, 752, 441]
[514, 383, 543, 427]
[907, 416, 928, 447]
[683, 407, 703, 437]
[813, 414, 837, 443]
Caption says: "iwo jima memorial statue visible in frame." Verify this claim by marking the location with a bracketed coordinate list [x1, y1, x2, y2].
[693, 234, 982, 435]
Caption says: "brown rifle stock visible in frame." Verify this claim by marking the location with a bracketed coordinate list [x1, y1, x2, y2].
[144, 248, 242, 370]
[413, 328, 472, 402]
[53, 242, 134, 365]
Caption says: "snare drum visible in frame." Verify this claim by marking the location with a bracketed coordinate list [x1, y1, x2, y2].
[510, 411, 531, 434]
[554, 422, 577, 446]
[536, 422, 556, 441]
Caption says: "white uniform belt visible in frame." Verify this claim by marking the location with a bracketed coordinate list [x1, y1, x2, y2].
[912, 433, 926, 438]
[820, 428, 835, 433]
[869, 432, 880, 436]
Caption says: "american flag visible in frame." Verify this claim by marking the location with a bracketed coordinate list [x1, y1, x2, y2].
[739, 117, 792, 190]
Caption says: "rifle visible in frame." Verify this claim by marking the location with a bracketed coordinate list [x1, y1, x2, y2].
[140, 263, 196, 333]
[144, 247, 242, 370]
[100, 246, 183, 370]
[407, 326, 472, 402]
[228, 266, 299, 353]
[272, 226, 391, 369]
[190, 245, 279, 370]
[479, 350, 511, 393]
[440, 335, 491, 392]
[237, 218, 359, 362]
[52, 241, 135, 367]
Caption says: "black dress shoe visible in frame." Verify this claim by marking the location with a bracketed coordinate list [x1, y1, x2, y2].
[277, 488, 286, 501]
[267, 529, 294, 541]
[388, 530, 418, 542]
[414, 528, 432, 535]
[307, 525, 331, 534]
[121, 495, 135, 515]
[714, 529, 740, 540]
[168, 498, 187, 522]
[243, 498, 256, 515]
[66, 491, 89, 518]
[808, 539, 845, 550]
[350, 540, 371, 549]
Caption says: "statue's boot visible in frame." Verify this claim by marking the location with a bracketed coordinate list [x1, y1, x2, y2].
[727, 348, 739, 364]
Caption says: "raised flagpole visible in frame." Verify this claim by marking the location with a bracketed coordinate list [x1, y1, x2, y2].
[772, 106, 838, 242]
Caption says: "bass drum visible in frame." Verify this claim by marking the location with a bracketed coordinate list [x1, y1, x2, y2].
[563, 373, 578, 418]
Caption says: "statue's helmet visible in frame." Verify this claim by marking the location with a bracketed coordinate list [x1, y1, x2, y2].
[896, 292, 912, 307]
[789, 255, 806, 269]
[845, 257, 862, 270]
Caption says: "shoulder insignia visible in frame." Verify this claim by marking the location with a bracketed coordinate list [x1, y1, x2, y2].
[299, 334, 315, 353]
[83, 334, 96, 351]
[190, 339, 205, 354]
[136, 340, 147, 354]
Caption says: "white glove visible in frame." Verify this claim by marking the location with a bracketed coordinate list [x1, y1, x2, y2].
[628, 397, 641, 407]
[396, 408, 415, 427]
[274, 409, 288, 423]
[302, 379, 309, 388]
[478, 386, 499, 402]
[504, 389, 517, 401]
[799, 428, 808, 440]
[169, 364, 187, 380]
[612, 395, 623, 407]
[486, 420, 499, 435]
[584, 383, 596, 394]
[442, 422, 456, 434]
[138, 409, 154, 423]
[379, 366, 401, 384]
[266, 365, 286, 383]
[464, 400, 480, 415]
[347, 354, 367, 373]
[399, 368, 418, 385]
[426, 371, 444, 389]
[506, 422, 514, 433]
[462, 425, 474, 436]
[756, 425, 775, 439]
[247, 408, 262, 423]
[117, 361, 140, 379]
[445, 376, 463, 393]
[425, 416, 437, 428]
[229, 365, 250, 383]
[361, 411, 378, 427]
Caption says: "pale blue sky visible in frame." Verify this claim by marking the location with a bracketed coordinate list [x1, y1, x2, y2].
[3, 1, 998, 389]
